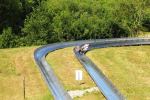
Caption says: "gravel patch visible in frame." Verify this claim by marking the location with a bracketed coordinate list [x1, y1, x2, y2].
[68, 87, 99, 98]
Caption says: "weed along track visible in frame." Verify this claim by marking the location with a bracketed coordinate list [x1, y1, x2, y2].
[34, 38, 150, 100]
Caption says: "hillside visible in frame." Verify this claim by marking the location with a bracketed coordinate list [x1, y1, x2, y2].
[87, 46, 150, 100]
[0, 47, 53, 100]
[0, 46, 104, 100]
[46, 47, 104, 99]
[0, 45, 150, 100]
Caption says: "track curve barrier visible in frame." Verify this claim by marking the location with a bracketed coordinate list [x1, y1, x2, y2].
[34, 38, 150, 100]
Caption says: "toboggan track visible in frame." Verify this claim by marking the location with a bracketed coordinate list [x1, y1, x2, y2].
[34, 38, 150, 100]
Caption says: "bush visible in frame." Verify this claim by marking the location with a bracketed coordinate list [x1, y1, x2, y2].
[0, 0, 149, 48]
[22, 7, 51, 45]
[23, 0, 115, 43]
[112, 0, 146, 36]
[0, 27, 16, 48]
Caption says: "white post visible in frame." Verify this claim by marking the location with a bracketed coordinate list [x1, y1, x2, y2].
[75, 70, 83, 80]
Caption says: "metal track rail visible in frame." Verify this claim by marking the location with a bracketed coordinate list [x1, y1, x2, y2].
[74, 38, 150, 100]
[34, 38, 150, 100]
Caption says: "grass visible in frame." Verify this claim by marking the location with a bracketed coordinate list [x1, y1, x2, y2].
[46, 47, 96, 90]
[2, 45, 149, 100]
[74, 92, 104, 100]
[137, 32, 150, 37]
[0, 47, 53, 100]
[87, 46, 150, 100]
[0, 46, 104, 100]
[46, 47, 104, 99]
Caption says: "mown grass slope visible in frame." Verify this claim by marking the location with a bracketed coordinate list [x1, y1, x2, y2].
[87, 46, 150, 100]
[46, 47, 96, 90]
[1, 45, 149, 100]
[0, 46, 104, 100]
[0, 47, 53, 100]
[46, 47, 104, 99]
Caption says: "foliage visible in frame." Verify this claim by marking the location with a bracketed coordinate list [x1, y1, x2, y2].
[0, 0, 149, 48]
[113, 0, 147, 36]
[0, 0, 41, 35]
[23, 0, 114, 44]
[0, 0, 22, 34]
[22, 7, 51, 45]
[143, 0, 150, 31]
[0, 27, 16, 48]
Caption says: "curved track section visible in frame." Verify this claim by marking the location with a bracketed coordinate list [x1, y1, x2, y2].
[34, 38, 150, 100]
[74, 38, 150, 100]
[34, 40, 96, 100]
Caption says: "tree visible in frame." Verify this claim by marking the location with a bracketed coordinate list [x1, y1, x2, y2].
[22, 8, 51, 45]
[113, 0, 146, 36]
[0, 0, 22, 34]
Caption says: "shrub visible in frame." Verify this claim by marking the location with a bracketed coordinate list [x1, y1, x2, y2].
[0, 27, 16, 48]
[23, 0, 114, 44]
[2, 0, 147, 48]
[113, 0, 146, 36]
[22, 7, 51, 45]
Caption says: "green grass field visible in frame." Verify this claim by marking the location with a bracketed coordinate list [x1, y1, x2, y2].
[0, 45, 150, 100]
[87, 46, 150, 100]
[0, 46, 104, 100]
[46, 47, 104, 99]
[0, 47, 53, 100]
[46, 47, 96, 90]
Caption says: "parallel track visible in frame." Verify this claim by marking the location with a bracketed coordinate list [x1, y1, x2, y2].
[34, 38, 150, 100]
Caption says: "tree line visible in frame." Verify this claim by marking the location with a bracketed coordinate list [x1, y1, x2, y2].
[0, 0, 149, 48]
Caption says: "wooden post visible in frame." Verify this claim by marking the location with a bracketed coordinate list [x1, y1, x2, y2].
[23, 76, 25, 100]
